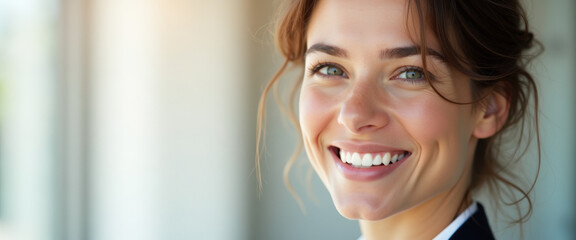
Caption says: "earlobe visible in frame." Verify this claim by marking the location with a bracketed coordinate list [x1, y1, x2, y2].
[473, 93, 510, 139]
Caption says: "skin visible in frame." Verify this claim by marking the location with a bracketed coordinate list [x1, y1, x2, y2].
[299, 0, 508, 239]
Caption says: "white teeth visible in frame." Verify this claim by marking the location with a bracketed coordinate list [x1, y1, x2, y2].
[338, 150, 408, 168]
[351, 153, 362, 166]
[373, 154, 382, 165]
[346, 152, 352, 164]
[382, 152, 391, 166]
[391, 154, 398, 163]
[361, 154, 372, 167]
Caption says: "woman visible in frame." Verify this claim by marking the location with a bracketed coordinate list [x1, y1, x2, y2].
[257, 0, 540, 239]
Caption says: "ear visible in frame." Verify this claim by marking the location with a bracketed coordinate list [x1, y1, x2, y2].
[473, 92, 510, 139]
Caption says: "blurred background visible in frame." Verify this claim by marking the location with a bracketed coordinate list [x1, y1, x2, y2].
[0, 0, 573, 239]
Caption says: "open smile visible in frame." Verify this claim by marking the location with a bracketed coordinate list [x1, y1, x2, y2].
[329, 146, 411, 168]
[328, 146, 411, 181]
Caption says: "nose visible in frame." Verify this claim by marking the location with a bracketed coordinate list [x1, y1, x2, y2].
[337, 83, 390, 134]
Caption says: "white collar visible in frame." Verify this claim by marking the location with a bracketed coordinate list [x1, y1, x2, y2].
[356, 202, 478, 240]
[432, 202, 478, 240]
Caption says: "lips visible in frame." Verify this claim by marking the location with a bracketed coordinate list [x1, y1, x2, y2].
[329, 145, 411, 167]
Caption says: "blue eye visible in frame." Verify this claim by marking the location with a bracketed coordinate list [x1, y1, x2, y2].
[395, 67, 433, 86]
[397, 68, 425, 80]
[320, 66, 345, 76]
[313, 63, 347, 78]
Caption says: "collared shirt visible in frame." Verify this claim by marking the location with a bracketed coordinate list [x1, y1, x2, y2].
[356, 202, 478, 240]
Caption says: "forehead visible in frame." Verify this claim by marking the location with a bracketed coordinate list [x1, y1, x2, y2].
[306, 0, 440, 54]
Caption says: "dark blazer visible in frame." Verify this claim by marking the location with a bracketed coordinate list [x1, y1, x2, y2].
[449, 203, 495, 240]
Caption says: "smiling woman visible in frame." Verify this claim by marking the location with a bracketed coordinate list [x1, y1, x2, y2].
[257, 0, 540, 239]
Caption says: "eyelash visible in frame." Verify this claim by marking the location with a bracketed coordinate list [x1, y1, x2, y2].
[308, 62, 347, 78]
[393, 66, 436, 85]
[307, 62, 436, 84]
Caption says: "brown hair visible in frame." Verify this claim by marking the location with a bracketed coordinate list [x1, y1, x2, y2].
[257, 0, 541, 224]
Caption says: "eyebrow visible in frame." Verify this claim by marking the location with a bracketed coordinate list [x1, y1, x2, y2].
[306, 43, 348, 58]
[306, 43, 445, 62]
[382, 46, 445, 62]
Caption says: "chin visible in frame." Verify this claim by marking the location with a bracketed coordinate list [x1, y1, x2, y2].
[331, 195, 397, 221]
[335, 205, 391, 221]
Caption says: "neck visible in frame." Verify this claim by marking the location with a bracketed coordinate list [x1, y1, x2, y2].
[359, 184, 471, 240]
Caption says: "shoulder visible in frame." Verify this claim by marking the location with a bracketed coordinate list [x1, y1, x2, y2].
[449, 203, 495, 240]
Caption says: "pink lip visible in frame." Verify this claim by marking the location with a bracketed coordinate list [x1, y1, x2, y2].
[329, 141, 411, 181]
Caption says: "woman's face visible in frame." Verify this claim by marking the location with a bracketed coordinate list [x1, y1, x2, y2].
[300, 0, 487, 220]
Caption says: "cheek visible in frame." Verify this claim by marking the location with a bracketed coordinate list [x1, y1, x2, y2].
[298, 87, 337, 141]
[396, 94, 471, 146]
[299, 87, 342, 185]
[397, 96, 475, 187]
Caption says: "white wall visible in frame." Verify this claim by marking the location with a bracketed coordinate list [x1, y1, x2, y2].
[155, 1, 253, 239]
[524, 0, 576, 239]
[89, 0, 162, 239]
[88, 0, 253, 239]
[0, 1, 59, 239]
